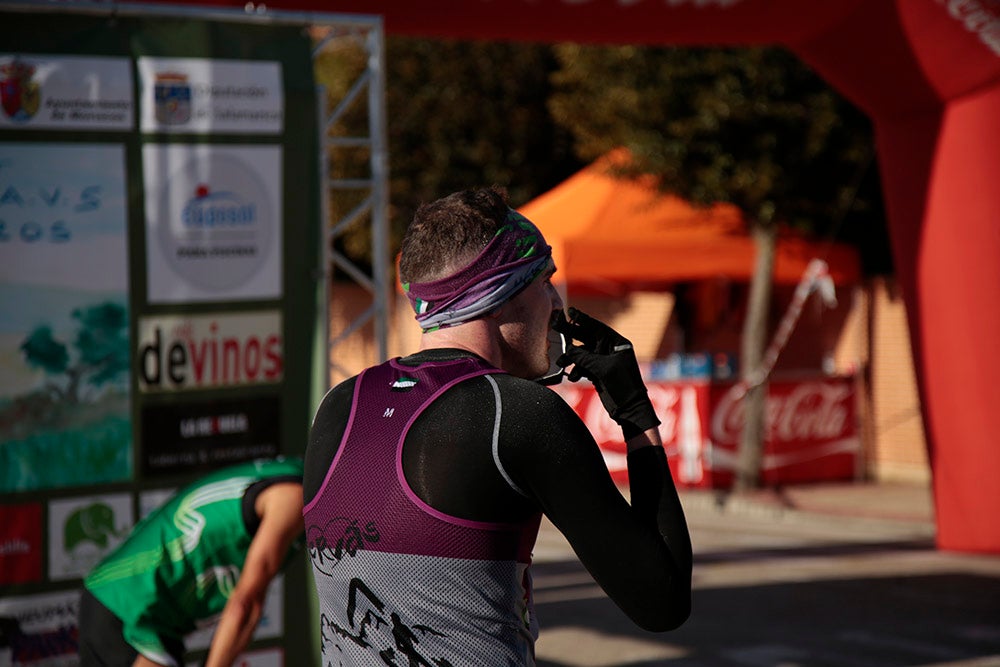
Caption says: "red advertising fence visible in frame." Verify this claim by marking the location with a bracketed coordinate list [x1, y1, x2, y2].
[550, 375, 861, 488]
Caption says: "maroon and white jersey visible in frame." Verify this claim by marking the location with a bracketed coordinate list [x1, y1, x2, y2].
[303, 356, 542, 666]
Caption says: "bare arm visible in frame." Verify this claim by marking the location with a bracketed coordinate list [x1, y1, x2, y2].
[132, 655, 168, 667]
[203, 482, 304, 667]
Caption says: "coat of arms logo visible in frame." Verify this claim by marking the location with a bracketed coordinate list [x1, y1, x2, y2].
[1, 59, 40, 121]
[154, 71, 191, 125]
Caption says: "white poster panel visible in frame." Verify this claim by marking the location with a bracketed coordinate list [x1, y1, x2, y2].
[185, 575, 285, 650]
[0, 54, 133, 130]
[143, 144, 283, 304]
[186, 647, 283, 667]
[137, 57, 283, 134]
[139, 488, 176, 519]
[47, 493, 133, 581]
[0, 143, 132, 492]
[0, 589, 80, 667]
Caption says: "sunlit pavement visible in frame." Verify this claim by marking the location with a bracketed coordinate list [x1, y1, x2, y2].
[531, 483, 1000, 667]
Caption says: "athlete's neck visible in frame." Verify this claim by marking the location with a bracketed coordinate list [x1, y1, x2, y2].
[418, 318, 502, 368]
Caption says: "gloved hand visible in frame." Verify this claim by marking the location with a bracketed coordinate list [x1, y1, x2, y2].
[556, 307, 660, 439]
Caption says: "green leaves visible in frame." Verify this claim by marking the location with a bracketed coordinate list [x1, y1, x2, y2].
[549, 44, 876, 240]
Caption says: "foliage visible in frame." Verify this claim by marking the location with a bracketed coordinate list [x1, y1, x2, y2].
[383, 38, 580, 221]
[72, 301, 130, 387]
[0, 412, 132, 492]
[548, 44, 881, 243]
[19, 301, 129, 404]
[20, 326, 69, 375]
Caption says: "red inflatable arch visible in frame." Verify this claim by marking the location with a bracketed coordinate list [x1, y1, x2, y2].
[153, 0, 1000, 552]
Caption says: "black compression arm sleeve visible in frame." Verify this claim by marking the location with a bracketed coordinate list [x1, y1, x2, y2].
[494, 376, 692, 631]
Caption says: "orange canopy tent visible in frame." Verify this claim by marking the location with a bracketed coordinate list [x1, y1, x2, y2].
[518, 150, 861, 291]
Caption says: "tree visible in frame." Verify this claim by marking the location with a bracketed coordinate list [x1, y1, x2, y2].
[20, 301, 129, 404]
[548, 44, 877, 489]
[382, 38, 581, 222]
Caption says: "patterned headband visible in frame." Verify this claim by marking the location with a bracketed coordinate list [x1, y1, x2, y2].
[402, 209, 553, 332]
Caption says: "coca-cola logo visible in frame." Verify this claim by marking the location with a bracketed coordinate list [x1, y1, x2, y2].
[936, 0, 1000, 57]
[649, 384, 681, 444]
[711, 381, 853, 446]
[551, 382, 686, 445]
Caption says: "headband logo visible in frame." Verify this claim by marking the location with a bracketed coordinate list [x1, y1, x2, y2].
[498, 212, 541, 260]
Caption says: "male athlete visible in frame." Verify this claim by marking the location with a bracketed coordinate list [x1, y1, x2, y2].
[304, 186, 692, 665]
[79, 457, 304, 667]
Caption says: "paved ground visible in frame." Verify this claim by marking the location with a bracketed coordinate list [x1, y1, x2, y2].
[530, 481, 1000, 667]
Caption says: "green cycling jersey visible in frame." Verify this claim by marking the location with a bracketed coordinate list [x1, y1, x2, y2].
[83, 458, 303, 664]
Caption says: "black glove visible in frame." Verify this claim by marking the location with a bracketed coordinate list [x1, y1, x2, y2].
[556, 307, 660, 439]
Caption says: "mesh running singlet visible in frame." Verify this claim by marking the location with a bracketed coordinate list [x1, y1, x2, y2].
[303, 356, 542, 666]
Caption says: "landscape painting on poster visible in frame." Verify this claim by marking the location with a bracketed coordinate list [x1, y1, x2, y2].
[0, 143, 132, 492]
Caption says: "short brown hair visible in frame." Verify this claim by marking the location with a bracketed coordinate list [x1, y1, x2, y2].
[399, 186, 510, 285]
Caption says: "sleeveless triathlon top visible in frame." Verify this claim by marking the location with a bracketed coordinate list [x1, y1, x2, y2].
[84, 457, 303, 666]
[303, 356, 542, 666]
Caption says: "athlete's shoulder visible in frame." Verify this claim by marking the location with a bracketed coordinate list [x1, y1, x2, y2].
[312, 374, 359, 419]
[487, 373, 578, 408]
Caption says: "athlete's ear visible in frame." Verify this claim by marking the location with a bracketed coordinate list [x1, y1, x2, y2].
[487, 301, 507, 321]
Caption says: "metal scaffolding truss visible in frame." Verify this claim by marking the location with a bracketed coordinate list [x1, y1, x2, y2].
[312, 20, 391, 385]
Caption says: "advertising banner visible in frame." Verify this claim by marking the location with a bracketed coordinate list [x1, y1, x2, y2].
[143, 144, 283, 304]
[0, 54, 133, 131]
[137, 56, 284, 134]
[141, 394, 281, 475]
[0, 590, 80, 666]
[47, 493, 133, 581]
[1, 8, 320, 666]
[551, 375, 859, 488]
[0, 142, 132, 492]
[0, 503, 43, 586]
[549, 380, 712, 485]
[707, 376, 861, 486]
[185, 576, 284, 650]
[137, 311, 284, 392]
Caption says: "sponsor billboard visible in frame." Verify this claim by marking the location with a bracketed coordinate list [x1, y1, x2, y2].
[0, 142, 132, 493]
[141, 394, 281, 475]
[185, 575, 284, 650]
[0, 589, 80, 667]
[137, 311, 283, 393]
[137, 57, 284, 134]
[1, 10, 320, 665]
[0, 54, 133, 131]
[552, 375, 859, 488]
[0, 503, 43, 586]
[47, 493, 133, 581]
[143, 144, 283, 304]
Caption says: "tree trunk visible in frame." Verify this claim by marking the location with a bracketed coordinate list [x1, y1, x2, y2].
[734, 223, 777, 491]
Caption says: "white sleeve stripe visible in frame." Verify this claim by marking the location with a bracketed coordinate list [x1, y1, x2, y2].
[485, 374, 530, 498]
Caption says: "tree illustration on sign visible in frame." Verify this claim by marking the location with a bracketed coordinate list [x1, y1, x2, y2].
[19, 301, 129, 404]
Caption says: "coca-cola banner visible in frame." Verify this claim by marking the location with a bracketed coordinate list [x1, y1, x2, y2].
[550, 375, 860, 488]
[708, 377, 861, 487]
[549, 380, 712, 486]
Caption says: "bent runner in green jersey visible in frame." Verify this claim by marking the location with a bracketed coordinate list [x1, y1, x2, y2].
[80, 457, 304, 667]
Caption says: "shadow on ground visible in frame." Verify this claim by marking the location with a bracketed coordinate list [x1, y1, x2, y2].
[533, 540, 1000, 667]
